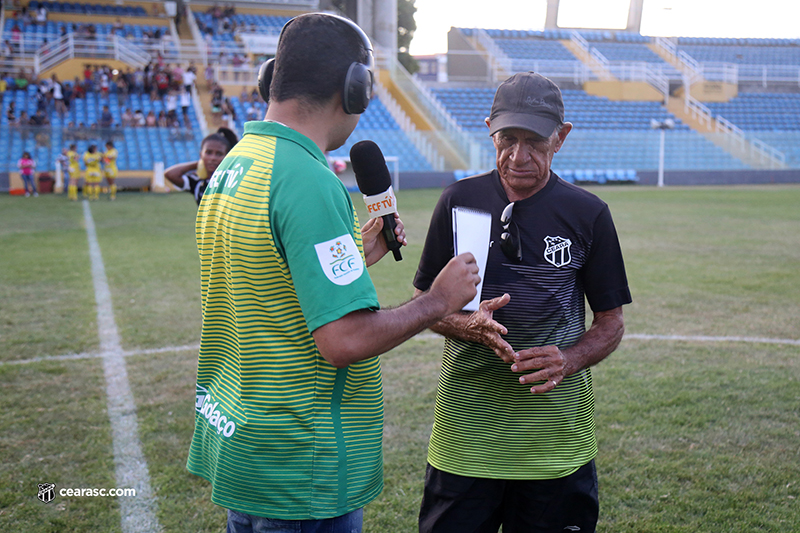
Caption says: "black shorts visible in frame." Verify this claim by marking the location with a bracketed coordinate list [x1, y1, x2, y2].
[419, 461, 598, 533]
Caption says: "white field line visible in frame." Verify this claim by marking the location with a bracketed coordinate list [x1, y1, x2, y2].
[624, 333, 800, 346]
[83, 201, 162, 533]
[412, 331, 800, 345]
[1, 344, 202, 366]
[3, 330, 799, 369]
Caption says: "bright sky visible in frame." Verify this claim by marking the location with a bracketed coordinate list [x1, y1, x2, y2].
[410, 0, 800, 56]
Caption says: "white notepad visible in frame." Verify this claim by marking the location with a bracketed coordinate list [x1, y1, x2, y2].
[452, 207, 492, 312]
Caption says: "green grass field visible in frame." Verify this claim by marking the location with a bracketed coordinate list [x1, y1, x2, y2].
[1, 186, 799, 532]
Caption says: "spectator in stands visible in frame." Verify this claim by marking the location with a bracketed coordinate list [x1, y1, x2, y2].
[17, 151, 37, 197]
[144, 110, 156, 127]
[112, 18, 123, 34]
[121, 108, 134, 127]
[52, 75, 66, 115]
[2, 41, 12, 61]
[204, 63, 214, 90]
[171, 63, 183, 89]
[115, 72, 128, 105]
[35, 4, 47, 26]
[100, 70, 110, 98]
[0, 74, 6, 104]
[10, 24, 21, 53]
[414, 72, 630, 533]
[72, 77, 85, 99]
[169, 119, 182, 141]
[221, 98, 234, 128]
[14, 70, 29, 91]
[62, 81, 74, 110]
[4, 72, 15, 91]
[210, 85, 223, 125]
[6, 101, 16, 123]
[133, 67, 145, 95]
[182, 64, 197, 92]
[134, 109, 145, 127]
[17, 111, 29, 139]
[155, 68, 170, 98]
[83, 65, 93, 91]
[76, 122, 88, 140]
[35, 90, 47, 114]
[164, 127, 237, 205]
[99, 105, 113, 135]
[246, 101, 258, 122]
[157, 110, 168, 128]
[64, 121, 76, 140]
[165, 89, 178, 116]
[180, 88, 191, 116]
[30, 109, 49, 127]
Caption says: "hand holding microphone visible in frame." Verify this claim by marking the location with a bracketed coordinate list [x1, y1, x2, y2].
[350, 140, 403, 262]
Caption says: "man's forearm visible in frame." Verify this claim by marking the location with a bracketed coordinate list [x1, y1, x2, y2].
[561, 307, 625, 377]
[312, 291, 451, 368]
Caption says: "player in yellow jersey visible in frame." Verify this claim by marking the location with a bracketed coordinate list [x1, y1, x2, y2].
[83, 145, 103, 201]
[103, 141, 119, 200]
[66, 144, 81, 201]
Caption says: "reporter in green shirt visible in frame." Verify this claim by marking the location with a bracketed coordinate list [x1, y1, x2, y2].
[187, 13, 481, 533]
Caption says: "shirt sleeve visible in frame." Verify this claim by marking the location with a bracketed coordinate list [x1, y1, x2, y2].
[581, 205, 632, 312]
[272, 169, 379, 333]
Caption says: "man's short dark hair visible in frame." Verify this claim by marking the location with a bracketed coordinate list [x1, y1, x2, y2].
[269, 14, 369, 107]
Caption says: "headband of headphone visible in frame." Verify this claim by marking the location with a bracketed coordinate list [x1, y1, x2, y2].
[257, 13, 374, 115]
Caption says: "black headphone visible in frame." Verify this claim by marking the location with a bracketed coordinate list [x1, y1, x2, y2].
[257, 13, 374, 115]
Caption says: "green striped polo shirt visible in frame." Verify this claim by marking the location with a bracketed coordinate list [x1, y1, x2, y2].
[414, 171, 631, 481]
[187, 121, 383, 519]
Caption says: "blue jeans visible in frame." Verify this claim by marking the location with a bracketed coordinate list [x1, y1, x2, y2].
[22, 174, 37, 193]
[227, 508, 363, 533]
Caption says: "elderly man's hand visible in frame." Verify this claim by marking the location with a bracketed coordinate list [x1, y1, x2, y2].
[511, 345, 567, 394]
[463, 294, 515, 362]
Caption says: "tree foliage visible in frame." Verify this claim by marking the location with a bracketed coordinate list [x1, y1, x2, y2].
[398, 0, 419, 74]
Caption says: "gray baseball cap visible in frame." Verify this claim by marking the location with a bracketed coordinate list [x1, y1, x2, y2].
[488, 72, 565, 137]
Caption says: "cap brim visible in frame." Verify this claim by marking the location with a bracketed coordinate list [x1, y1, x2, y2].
[488, 113, 560, 138]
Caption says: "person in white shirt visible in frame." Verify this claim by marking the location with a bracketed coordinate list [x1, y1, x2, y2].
[180, 89, 191, 116]
[52, 76, 65, 115]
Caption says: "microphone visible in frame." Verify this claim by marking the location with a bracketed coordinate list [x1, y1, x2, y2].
[350, 140, 402, 261]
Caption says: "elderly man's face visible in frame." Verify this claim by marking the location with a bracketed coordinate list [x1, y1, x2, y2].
[488, 122, 571, 201]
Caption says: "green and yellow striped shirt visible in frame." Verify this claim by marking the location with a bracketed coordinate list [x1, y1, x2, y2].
[187, 121, 383, 519]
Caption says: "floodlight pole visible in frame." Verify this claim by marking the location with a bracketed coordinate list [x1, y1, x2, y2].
[658, 128, 666, 187]
[651, 118, 675, 188]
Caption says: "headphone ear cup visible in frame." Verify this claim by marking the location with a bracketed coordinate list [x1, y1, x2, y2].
[257, 59, 275, 103]
[342, 62, 373, 115]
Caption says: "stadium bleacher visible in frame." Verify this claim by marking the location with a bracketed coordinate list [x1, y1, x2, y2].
[707, 92, 800, 167]
[1, 2, 800, 183]
[0, 85, 202, 173]
[28, 1, 147, 17]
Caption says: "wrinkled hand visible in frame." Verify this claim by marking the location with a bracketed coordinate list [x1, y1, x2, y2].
[511, 345, 567, 394]
[361, 214, 407, 267]
[464, 294, 515, 362]
[429, 253, 480, 317]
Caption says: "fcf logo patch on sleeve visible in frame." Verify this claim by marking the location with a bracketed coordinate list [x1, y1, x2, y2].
[314, 234, 364, 285]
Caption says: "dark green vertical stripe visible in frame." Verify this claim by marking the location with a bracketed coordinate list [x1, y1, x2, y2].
[331, 367, 349, 509]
